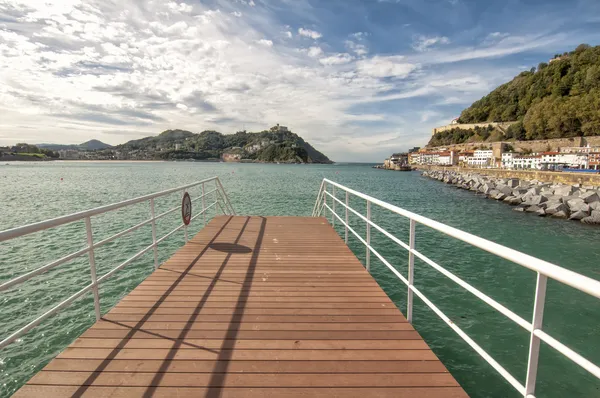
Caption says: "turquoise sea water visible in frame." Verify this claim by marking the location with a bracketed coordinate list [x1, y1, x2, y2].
[0, 161, 598, 397]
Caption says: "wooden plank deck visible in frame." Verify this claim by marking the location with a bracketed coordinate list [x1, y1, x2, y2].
[15, 216, 468, 398]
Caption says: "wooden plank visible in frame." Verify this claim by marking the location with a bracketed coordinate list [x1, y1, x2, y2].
[15, 386, 469, 398]
[14, 215, 467, 398]
[29, 371, 460, 387]
[43, 359, 449, 373]
[70, 338, 429, 350]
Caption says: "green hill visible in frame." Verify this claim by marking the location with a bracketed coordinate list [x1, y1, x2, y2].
[38, 140, 112, 151]
[430, 44, 600, 145]
[117, 126, 333, 163]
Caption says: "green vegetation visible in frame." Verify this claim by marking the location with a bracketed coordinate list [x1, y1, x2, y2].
[430, 44, 600, 146]
[0, 143, 59, 160]
[428, 125, 496, 147]
[118, 126, 332, 163]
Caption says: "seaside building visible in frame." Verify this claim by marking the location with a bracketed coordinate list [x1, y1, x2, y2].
[513, 155, 542, 170]
[467, 150, 493, 167]
[437, 151, 457, 166]
[501, 152, 516, 168]
[589, 152, 600, 170]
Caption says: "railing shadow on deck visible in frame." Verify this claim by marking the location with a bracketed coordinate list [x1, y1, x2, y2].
[70, 215, 259, 397]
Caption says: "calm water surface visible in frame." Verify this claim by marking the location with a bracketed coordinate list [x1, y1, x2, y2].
[0, 161, 599, 397]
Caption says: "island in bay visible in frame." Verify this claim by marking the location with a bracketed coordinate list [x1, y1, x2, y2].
[0, 124, 332, 164]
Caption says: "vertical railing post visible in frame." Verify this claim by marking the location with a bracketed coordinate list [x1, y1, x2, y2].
[407, 219, 416, 323]
[332, 186, 336, 227]
[322, 183, 327, 218]
[202, 182, 206, 226]
[182, 190, 188, 241]
[366, 200, 371, 273]
[84, 217, 101, 321]
[150, 199, 158, 270]
[525, 273, 548, 397]
[344, 191, 349, 244]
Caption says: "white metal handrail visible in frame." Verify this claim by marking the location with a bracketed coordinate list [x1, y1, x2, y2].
[313, 178, 600, 398]
[0, 176, 235, 350]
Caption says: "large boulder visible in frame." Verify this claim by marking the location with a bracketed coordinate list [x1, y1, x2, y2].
[590, 201, 600, 211]
[567, 198, 590, 213]
[554, 185, 576, 197]
[581, 210, 600, 225]
[550, 211, 569, 219]
[494, 192, 507, 201]
[505, 196, 522, 206]
[529, 195, 549, 205]
[527, 187, 542, 195]
[526, 205, 542, 213]
[536, 209, 546, 217]
[497, 185, 514, 196]
[512, 188, 528, 196]
[545, 202, 569, 215]
[506, 179, 519, 188]
[580, 191, 600, 204]
[569, 210, 589, 221]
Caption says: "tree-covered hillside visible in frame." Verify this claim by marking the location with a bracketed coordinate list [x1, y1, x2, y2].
[116, 126, 332, 163]
[454, 44, 600, 141]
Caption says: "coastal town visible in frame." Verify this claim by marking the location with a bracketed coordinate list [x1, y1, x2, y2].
[408, 144, 598, 170]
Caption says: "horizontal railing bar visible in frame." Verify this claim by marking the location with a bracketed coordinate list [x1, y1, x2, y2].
[409, 283, 527, 395]
[0, 246, 89, 292]
[154, 205, 180, 221]
[191, 201, 217, 221]
[156, 224, 184, 245]
[324, 203, 409, 285]
[0, 177, 220, 243]
[0, 282, 93, 350]
[325, 191, 410, 251]
[323, 201, 526, 395]
[534, 329, 600, 379]
[96, 243, 155, 284]
[0, 199, 220, 292]
[323, 179, 600, 300]
[326, 190, 533, 332]
[412, 248, 532, 332]
[93, 218, 153, 249]
[191, 189, 217, 203]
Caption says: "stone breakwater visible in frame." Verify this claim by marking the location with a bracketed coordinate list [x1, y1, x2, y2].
[422, 170, 600, 225]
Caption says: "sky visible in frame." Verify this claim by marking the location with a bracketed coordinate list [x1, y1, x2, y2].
[0, 0, 599, 162]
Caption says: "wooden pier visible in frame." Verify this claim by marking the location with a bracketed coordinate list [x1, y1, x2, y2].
[15, 216, 467, 397]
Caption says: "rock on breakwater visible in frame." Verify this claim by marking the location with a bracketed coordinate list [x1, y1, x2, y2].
[422, 170, 600, 225]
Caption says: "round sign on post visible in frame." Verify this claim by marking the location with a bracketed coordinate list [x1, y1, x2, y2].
[182, 192, 192, 225]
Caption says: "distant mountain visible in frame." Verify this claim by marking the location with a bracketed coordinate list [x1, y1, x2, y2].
[429, 44, 600, 146]
[38, 140, 112, 151]
[80, 139, 112, 150]
[116, 126, 333, 163]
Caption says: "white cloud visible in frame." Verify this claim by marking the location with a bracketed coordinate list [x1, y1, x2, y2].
[306, 46, 323, 57]
[0, 0, 573, 161]
[256, 39, 273, 47]
[350, 32, 369, 39]
[357, 56, 418, 78]
[319, 53, 354, 65]
[345, 40, 368, 56]
[412, 35, 450, 52]
[232, 11, 243, 17]
[167, 2, 193, 13]
[298, 28, 322, 39]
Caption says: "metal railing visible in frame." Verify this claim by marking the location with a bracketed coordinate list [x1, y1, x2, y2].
[0, 176, 235, 350]
[312, 178, 600, 398]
